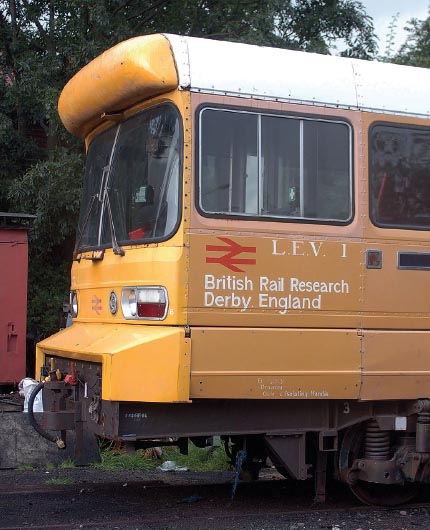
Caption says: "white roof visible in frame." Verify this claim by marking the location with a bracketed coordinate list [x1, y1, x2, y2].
[165, 34, 430, 119]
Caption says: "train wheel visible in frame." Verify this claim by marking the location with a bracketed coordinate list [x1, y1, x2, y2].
[338, 424, 419, 506]
[349, 481, 419, 506]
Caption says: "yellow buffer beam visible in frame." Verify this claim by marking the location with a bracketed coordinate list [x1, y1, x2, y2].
[36, 322, 190, 403]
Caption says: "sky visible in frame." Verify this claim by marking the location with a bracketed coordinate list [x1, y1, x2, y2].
[360, 0, 430, 55]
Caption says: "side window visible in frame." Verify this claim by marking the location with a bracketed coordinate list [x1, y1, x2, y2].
[199, 108, 352, 223]
[261, 115, 300, 217]
[200, 110, 258, 214]
[370, 124, 430, 230]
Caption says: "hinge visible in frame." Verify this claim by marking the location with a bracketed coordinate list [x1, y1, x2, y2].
[184, 325, 191, 338]
[356, 328, 363, 337]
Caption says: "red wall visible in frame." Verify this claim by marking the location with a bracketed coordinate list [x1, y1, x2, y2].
[0, 227, 29, 384]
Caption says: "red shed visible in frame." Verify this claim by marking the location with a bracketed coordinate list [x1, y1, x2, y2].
[0, 213, 34, 386]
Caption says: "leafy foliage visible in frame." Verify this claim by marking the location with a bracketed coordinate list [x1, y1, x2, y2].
[25, 259, 70, 337]
[395, 13, 430, 68]
[7, 149, 83, 337]
[8, 149, 83, 256]
[382, 12, 400, 60]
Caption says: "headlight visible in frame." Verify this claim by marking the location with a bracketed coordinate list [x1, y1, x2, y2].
[121, 287, 168, 320]
[70, 290, 78, 318]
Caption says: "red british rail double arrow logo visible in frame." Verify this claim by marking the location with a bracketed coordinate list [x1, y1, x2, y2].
[206, 237, 256, 272]
[92, 295, 102, 315]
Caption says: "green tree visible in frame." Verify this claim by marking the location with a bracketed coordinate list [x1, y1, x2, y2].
[381, 12, 400, 61]
[395, 11, 430, 67]
[7, 149, 83, 337]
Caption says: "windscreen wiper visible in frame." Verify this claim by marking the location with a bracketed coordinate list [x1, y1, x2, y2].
[73, 194, 98, 261]
[103, 186, 125, 256]
[96, 125, 125, 256]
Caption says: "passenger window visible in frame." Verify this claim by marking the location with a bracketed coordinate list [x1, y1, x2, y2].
[199, 108, 352, 223]
[200, 111, 258, 214]
[370, 124, 430, 230]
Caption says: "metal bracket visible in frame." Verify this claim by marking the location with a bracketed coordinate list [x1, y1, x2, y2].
[265, 433, 311, 480]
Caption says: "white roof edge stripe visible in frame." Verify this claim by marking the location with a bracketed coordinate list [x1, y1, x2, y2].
[164, 34, 430, 119]
[165, 34, 191, 89]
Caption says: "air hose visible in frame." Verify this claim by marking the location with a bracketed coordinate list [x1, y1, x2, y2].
[27, 381, 66, 449]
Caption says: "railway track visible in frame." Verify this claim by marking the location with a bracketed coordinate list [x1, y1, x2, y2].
[1, 470, 430, 530]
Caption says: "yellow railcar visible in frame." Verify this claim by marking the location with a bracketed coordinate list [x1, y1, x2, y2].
[33, 34, 430, 504]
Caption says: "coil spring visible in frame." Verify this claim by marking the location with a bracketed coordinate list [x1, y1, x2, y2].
[364, 419, 391, 461]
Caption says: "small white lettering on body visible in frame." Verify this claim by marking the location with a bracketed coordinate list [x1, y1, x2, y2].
[204, 292, 252, 312]
[259, 276, 285, 291]
[292, 241, 305, 256]
[290, 278, 349, 294]
[205, 274, 254, 291]
[271, 240, 347, 259]
[259, 293, 321, 314]
[309, 241, 323, 256]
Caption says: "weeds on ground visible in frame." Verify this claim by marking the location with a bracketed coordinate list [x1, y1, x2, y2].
[58, 459, 76, 469]
[92, 441, 159, 471]
[17, 460, 75, 472]
[17, 465, 35, 471]
[166, 444, 230, 472]
[93, 440, 231, 472]
[45, 477, 74, 485]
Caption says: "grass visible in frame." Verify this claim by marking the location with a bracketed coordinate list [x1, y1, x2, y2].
[16, 441, 230, 475]
[93, 443, 159, 471]
[166, 444, 231, 472]
[58, 459, 76, 469]
[93, 440, 231, 472]
[17, 465, 35, 471]
[45, 477, 74, 485]
[17, 461, 75, 471]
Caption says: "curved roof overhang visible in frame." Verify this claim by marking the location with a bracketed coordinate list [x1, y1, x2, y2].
[58, 34, 179, 138]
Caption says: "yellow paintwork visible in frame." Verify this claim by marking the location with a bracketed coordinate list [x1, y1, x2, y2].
[188, 233, 363, 329]
[190, 328, 361, 399]
[72, 239, 186, 325]
[183, 94, 430, 401]
[58, 34, 179, 137]
[68, 89, 190, 328]
[36, 322, 190, 402]
[37, 86, 193, 403]
[360, 330, 430, 400]
[36, 36, 430, 405]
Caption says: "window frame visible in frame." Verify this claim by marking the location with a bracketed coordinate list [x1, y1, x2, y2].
[77, 102, 184, 253]
[196, 104, 354, 226]
[369, 121, 430, 232]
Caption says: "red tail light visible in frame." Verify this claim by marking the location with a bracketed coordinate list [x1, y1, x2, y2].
[121, 287, 168, 320]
